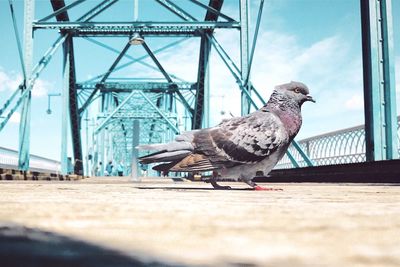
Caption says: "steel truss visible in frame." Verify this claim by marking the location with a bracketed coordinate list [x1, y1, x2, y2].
[1, 0, 318, 175]
[7, 0, 396, 176]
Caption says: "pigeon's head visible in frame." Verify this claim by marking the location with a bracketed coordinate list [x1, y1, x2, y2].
[274, 81, 315, 106]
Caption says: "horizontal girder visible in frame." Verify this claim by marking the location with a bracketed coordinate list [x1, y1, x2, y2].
[33, 21, 240, 37]
[98, 112, 177, 119]
[77, 82, 195, 92]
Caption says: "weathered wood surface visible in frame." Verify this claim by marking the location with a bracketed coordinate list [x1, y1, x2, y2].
[0, 177, 399, 266]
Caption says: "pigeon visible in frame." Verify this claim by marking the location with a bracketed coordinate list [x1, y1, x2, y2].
[137, 81, 315, 190]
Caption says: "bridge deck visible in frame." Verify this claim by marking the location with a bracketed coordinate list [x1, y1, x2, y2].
[0, 177, 399, 267]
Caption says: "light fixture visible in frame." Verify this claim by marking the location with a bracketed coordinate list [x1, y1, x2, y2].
[129, 33, 144, 45]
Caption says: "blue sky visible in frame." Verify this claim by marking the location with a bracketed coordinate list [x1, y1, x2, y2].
[0, 0, 400, 161]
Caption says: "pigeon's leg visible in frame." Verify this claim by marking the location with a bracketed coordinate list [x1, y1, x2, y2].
[208, 171, 231, 190]
[242, 178, 282, 191]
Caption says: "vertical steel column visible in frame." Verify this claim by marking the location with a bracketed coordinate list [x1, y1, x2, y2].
[67, 38, 83, 175]
[360, 0, 398, 161]
[85, 111, 89, 176]
[99, 128, 105, 176]
[203, 38, 210, 128]
[103, 93, 113, 163]
[51, 0, 83, 175]
[193, 0, 223, 129]
[380, 0, 398, 159]
[194, 34, 211, 129]
[240, 0, 251, 115]
[18, 0, 34, 170]
[61, 36, 71, 174]
[131, 120, 141, 181]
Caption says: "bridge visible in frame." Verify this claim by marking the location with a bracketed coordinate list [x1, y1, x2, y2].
[0, 0, 399, 179]
[1, 115, 399, 175]
[1, 1, 400, 266]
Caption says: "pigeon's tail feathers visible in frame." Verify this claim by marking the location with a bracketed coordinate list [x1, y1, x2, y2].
[136, 141, 193, 152]
[139, 150, 192, 164]
[152, 161, 180, 172]
[169, 154, 217, 172]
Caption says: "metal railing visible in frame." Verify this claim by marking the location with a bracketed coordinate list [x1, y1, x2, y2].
[0, 146, 60, 173]
[276, 116, 400, 169]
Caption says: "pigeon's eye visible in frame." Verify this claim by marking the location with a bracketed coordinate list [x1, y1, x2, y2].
[294, 88, 300, 93]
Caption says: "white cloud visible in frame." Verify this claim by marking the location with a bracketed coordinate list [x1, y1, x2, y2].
[345, 94, 364, 110]
[0, 67, 51, 98]
[32, 78, 51, 97]
[0, 68, 22, 92]
[9, 111, 21, 124]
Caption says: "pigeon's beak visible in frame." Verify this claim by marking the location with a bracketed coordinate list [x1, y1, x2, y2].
[306, 95, 316, 103]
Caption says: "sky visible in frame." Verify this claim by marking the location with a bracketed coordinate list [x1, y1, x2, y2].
[0, 0, 400, 162]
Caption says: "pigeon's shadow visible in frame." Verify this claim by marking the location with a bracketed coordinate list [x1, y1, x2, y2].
[136, 186, 253, 191]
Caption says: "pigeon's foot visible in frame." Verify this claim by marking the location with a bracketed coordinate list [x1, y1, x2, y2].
[254, 185, 283, 191]
[210, 180, 232, 190]
[243, 179, 283, 191]
[206, 171, 232, 190]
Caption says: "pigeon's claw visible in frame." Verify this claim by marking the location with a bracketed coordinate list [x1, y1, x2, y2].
[254, 185, 283, 191]
[213, 185, 232, 190]
[209, 180, 231, 190]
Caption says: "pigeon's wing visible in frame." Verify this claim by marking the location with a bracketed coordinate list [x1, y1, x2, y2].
[169, 153, 217, 172]
[164, 111, 288, 172]
[192, 111, 288, 167]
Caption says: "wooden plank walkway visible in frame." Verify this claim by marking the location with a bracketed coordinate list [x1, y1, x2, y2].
[0, 177, 399, 266]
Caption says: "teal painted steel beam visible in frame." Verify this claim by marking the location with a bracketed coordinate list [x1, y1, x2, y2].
[50, 0, 84, 175]
[18, 0, 34, 171]
[240, 0, 251, 116]
[39, 0, 86, 22]
[0, 35, 66, 132]
[33, 21, 240, 29]
[8, 0, 27, 81]
[286, 150, 300, 168]
[61, 35, 72, 174]
[245, 0, 264, 86]
[0, 87, 21, 118]
[131, 120, 140, 180]
[360, 0, 398, 161]
[209, 36, 258, 109]
[32, 22, 241, 37]
[77, 82, 195, 91]
[94, 90, 136, 134]
[66, 36, 83, 175]
[291, 139, 313, 166]
[78, 0, 118, 22]
[78, 41, 131, 114]
[141, 42, 173, 83]
[83, 37, 188, 83]
[139, 91, 180, 134]
[193, 33, 211, 129]
[193, 0, 222, 129]
[208, 36, 265, 106]
[188, 0, 235, 22]
[141, 42, 194, 116]
[155, 0, 197, 21]
[380, 0, 398, 159]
